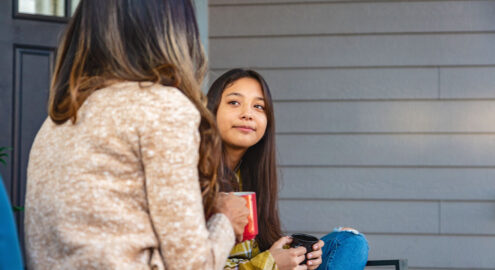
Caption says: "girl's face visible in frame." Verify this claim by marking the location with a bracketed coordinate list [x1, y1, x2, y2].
[216, 77, 268, 151]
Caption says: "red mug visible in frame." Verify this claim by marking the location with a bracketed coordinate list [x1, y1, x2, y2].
[233, 192, 258, 241]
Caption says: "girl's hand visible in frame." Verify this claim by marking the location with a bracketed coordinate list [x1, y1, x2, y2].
[269, 236, 308, 270]
[306, 239, 324, 269]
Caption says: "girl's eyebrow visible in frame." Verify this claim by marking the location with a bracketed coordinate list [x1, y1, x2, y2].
[226, 92, 243, 97]
[226, 92, 265, 101]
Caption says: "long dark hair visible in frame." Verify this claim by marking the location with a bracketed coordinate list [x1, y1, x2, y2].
[48, 0, 221, 217]
[207, 69, 282, 251]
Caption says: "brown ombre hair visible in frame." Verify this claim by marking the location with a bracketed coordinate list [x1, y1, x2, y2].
[207, 69, 282, 251]
[48, 0, 220, 216]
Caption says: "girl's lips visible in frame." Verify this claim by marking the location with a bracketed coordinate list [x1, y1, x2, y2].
[233, 126, 255, 132]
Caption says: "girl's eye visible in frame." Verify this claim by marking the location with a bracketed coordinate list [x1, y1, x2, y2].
[228, 101, 239, 106]
[254, 104, 265, 110]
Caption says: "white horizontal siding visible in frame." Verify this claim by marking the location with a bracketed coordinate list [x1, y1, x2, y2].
[274, 101, 495, 133]
[365, 235, 495, 269]
[280, 200, 495, 235]
[211, 1, 495, 36]
[210, 34, 495, 68]
[278, 167, 495, 200]
[277, 134, 495, 166]
[279, 200, 440, 234]
[210, 0, 461, 5]
[441, 202, 495, 235]
[209, 0, 495, 268]
[441, 67, 495, 99]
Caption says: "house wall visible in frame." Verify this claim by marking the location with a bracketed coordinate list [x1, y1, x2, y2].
[209, 1, 495, 269]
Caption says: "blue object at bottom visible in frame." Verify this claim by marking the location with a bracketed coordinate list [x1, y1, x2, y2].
[316, 230, 369, 270]
[0, 175, 24, 270]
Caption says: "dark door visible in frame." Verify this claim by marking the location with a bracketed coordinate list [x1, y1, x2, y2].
[0, 0, 79, 253]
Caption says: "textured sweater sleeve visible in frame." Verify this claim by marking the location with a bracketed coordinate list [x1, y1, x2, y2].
[138, 86, 235, 270]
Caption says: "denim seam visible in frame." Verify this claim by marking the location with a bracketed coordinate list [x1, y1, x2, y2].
[325, 238, 340, 270]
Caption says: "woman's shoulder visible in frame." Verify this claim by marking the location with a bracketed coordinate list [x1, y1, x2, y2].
[83, 81, 199, 121]
[96, 81, 195, 108]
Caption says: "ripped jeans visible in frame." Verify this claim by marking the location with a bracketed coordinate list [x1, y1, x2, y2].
[316, 227, 369, 270]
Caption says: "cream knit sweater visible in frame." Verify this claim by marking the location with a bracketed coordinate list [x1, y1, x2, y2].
[25, 82, 234, 270]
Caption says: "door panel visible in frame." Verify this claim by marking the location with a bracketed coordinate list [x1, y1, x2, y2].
[0, 0, 69, 256]
[13, 46, 55, 244]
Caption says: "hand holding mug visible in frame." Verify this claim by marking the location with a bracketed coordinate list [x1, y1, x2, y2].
[213, 193, 249, 242]
[290, 233, 322, 267]
[305, 239, 324, 269]
[269, 236, 308, 270]
[232, 192, 258, 241]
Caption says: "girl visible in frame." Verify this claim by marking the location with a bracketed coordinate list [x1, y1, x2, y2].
[207, 69, 369, 270]
[24, 1, 248, 269]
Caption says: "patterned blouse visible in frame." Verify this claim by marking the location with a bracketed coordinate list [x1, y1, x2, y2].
[24, 81, 235, 270]
[225, 240, 277, 270]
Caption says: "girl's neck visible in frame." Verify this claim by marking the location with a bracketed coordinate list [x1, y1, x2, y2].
[225, 146, 247, 171]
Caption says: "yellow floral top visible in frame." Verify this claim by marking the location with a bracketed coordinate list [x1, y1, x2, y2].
[224, 171, 278, 270]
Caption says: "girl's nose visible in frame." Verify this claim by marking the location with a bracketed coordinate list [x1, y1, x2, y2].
[240, 106, 254, 120]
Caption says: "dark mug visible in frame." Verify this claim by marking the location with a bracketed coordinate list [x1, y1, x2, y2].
[290, 233, 319, 265]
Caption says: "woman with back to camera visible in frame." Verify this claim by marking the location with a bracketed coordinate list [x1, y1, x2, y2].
[207, 69, 369, 270]
[24, 1, 248, 269]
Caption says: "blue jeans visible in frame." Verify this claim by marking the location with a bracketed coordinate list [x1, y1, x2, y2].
[316, 228, 369, 270]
